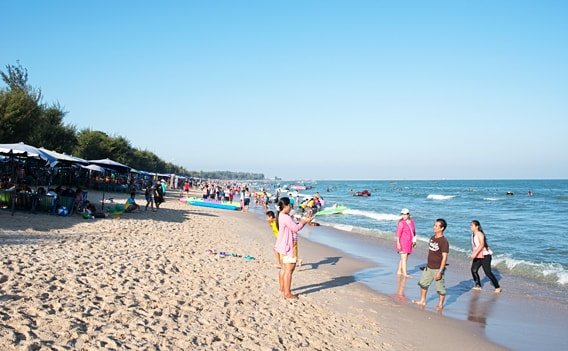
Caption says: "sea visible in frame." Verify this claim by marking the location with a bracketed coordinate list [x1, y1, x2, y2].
[246, 179, 568, 349]
[272, 179, 568, 288]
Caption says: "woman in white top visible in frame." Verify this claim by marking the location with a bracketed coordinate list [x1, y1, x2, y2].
[470, 220, 501, 293]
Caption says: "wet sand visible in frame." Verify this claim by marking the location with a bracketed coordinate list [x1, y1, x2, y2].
[297, 218, 568, 350]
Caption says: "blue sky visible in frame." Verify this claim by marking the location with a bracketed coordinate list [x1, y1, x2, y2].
[2, 1, 567, 180]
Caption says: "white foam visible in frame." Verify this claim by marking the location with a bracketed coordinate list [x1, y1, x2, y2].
[492, 254, 568, 285]
[427, 194, 455, 200]
[332, 224, 354, 232]
[450, 245, 470, 255]
[343, 209, 400, 221]
[483, 197, 499, 201]
[557, 272, 568, 285]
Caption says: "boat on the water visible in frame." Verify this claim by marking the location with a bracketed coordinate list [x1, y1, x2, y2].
[353, 190, 371, 197]
[314, 204, 349, 216]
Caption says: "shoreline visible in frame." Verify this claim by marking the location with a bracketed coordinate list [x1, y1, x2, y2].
[0, 190, 539, 349]
[196, 201, 506, 350]
[270, 210, 568, 350]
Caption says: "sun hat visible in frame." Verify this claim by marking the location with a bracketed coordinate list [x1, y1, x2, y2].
[400, 208, 410, 215]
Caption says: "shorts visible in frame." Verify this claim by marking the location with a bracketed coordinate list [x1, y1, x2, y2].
[418, 267, 446, 295]
[281, 255, 297, 264]
[244, 198, 250, 206]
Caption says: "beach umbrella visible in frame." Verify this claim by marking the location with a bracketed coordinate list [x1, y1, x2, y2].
[39, 147, 88, 166]
[87, 159, 131, 210]
[82, 164, 106, 173]
[87, 158, 130, 173]
[0, 143, 59, 215]
[81, 164, 110, 209]
[0, 142, 57, 166]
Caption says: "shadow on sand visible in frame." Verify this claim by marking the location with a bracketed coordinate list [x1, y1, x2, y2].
[291, 256, 361, 295]
[301, 256, 342, 271]
[294, 275, 357, 296]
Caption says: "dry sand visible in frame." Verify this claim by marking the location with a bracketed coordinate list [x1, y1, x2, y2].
[0, 190, 505, 350]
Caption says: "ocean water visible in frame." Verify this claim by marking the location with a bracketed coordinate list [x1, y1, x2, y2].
[274, 179, 568, 287]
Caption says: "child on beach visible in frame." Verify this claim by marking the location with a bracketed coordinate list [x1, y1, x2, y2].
[124, 192, 140, 213]
[84, 202, 106, 218]
[274, 197, 312, 299]
[266, 211, 281, 268]
[414, 218, 449, 311]
[145, 184, 155, 211]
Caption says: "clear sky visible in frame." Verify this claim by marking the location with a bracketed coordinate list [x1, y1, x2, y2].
[2, 0, 567, 180]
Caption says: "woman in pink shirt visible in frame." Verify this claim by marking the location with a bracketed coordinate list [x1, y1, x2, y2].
[470, 220, 501, 293]
[274, 197, 312, 299]
[396, 208, 416, 278]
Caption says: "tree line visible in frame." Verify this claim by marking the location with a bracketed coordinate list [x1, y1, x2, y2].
[0, 63, 264, 180]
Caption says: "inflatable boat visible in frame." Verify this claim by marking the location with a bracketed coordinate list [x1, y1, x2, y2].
[353, 190, 371, 197]
[315, 205, 349, 216]
[185, 197, 241, 210]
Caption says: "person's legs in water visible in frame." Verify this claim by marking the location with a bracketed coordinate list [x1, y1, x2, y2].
[414, 267, 435, 307]
[397, 253, 411, 277]
[435, 274, 447, 311]
[471, 258, 483, 290]
[480, 255, 501, 292]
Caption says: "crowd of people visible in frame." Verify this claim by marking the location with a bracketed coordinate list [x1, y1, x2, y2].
[255, 191, 502, 309]
[392, 208, 501, 311]
[3, 175, 504, 310]
[0, 175, 176, 217]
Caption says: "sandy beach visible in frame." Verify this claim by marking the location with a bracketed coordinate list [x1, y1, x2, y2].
[1, 190, 505, 350]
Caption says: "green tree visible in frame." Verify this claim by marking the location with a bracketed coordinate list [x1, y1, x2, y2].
[107, 135, 134, 165]
[30, 104, 77, 153]
[74, 129, 114, 160]
[0, 88, 42, 142]
[0, 62, 75, 152]
[0, 61, 41, 101]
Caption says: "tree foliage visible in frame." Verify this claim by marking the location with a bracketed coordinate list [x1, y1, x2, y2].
[72, 130, 190, 174]
[30, 104, 77, 153]
[0, 88, 42, 142]
[0, 61, 41, 101]
[0, 62, 75, 152]
[73, 129, 114, 160]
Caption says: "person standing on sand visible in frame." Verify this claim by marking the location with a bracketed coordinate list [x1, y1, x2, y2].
[470, 220, 502, 293]
[154, 182, 164, 209]
[415, 218, 449, 311]
[241, 187, 251, 213]
[396, 208, 416, 278]
[183, 180, 190, 197]
[274, 197, 312, 299]
[266, 210, 281, 268]
[144, 183, 155, 211]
